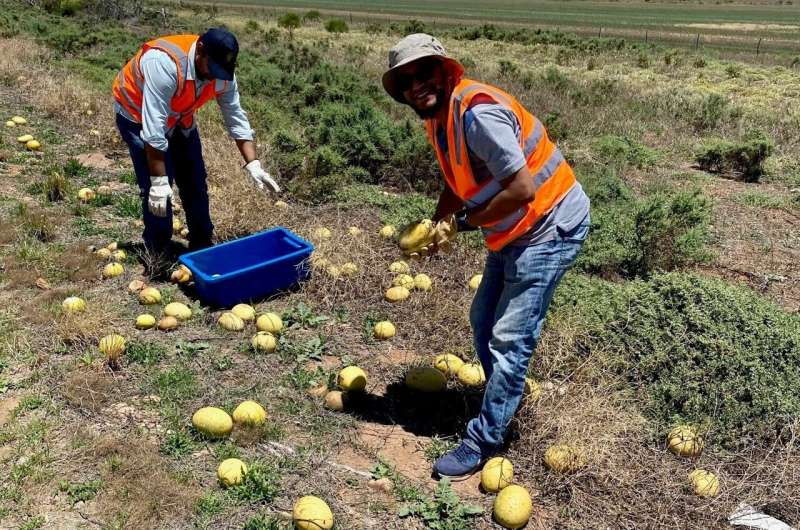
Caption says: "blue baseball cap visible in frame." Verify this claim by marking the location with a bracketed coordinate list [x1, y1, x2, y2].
[198, 28, 239, 81]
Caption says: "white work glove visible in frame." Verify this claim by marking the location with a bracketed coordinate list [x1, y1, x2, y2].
[244, 160, 281, 193]
[148, 176, 173, 217]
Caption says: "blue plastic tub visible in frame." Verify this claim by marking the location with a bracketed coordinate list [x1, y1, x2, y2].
[179, 227, 313, 307]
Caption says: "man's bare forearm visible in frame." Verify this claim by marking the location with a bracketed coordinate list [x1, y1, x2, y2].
[432, 185, 464, 222]
[236, 139, 257, 164]
[145, 143, 167, 177]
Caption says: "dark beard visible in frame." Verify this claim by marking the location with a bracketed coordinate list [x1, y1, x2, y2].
[410, 88, 447, 119]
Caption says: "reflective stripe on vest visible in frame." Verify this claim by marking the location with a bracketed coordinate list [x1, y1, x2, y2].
[425, 78, 577, 251]
[112, 35, 227, 131]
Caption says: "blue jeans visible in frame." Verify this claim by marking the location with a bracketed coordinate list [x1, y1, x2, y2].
[115, 113, 213, 253]
[465, 218, 590, 452]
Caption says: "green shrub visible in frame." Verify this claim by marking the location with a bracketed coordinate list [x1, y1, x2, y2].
[403, 19, 427, 34]
[243, 19, 260, 33]
[695, 132, 774, 182]
[235, 42, 438, 198]
[277, 13, 300, 38]
[693, 92, 728, 131]
[58, 479, 101, 505]
[302, 10, 320, 22]
[42, 0, 85, 16]
[398, 479, 482, 527]
[334, 183, 436, 228]
[725, 63, 742, 78]
[576, 170, 711, 278]
[498, 59, 519, 78]
[593, 135, 660, 169]
[555, 273, 800, 449]
[324, 19, 348, 34]
[243, 514, 287, 530]
[228, 461, 281, 503]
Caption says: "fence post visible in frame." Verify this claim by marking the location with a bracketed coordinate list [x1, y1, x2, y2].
[756, 37, 762, 56]
[598, 27, 602, 37]
[645, 30, 648, 44]
[695, 33, 700, 50]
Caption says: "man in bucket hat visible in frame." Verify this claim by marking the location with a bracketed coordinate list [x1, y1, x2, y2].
[383, 34, 591, 480]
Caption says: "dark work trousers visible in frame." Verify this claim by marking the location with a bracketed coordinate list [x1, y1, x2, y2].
[115, 113, 214, 254]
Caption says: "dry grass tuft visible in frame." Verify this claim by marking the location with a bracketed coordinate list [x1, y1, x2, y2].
[89, 434, 200, 528]
[62, 369, 116, 412]
[59, 245, 104, 283]
[53, 292, 126, 347]
[509, 352, 800, 529]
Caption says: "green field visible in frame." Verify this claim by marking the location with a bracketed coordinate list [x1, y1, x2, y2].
[212, 0, 800, 30]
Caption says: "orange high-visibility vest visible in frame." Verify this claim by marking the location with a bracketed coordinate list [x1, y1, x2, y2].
[112, 35, 229, 131]
[425, 79, 577, 251]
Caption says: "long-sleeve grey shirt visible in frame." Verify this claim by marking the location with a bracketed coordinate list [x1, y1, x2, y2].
[114, 41, 254, 152]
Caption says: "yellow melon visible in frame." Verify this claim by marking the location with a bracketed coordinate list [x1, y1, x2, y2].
[493, 485, 532, 529]
[135, 314, 156, 330]
[77, 187, 96, 202]
[62, 296, 86, 314]
[217, 458, 248, 487]
[218, 312, 245, 331]
[313, 227, 332, 240]
[292, 496, 334, 530]
[256, 313, 283, 334]
[481, 457, 514, 493]
[164, 302, 192, 321]
[102, 262, 124, 278]
[231, 303, 256, 321]
[524, 378, 542, 401]
[688, 469, 720, 498]
[158, 316, 179, 331]
[379, 225, 396, 238]
[385, 286, 410, 302]
[138, 287, 161, 305]
[192, 407, 233, 439]
[413, 273, 432, 291]
[405, 366, 447, 392]
[232, 400, 267, 426]
[392, 274, 415, 289]
[433, 353, 464, 377]
[337, 366, 367, 392]
[667, 425, 704, 457]
[468, 274, 483, 291]
[251, 331, 277, 353]
[341, 262, 359, 277]
[543, 444, 585, 473]
[94, 247, 112, 259]
[99, 334, 125, 360]
[457, 363, 486, 387]
[373, 321, 396, 340]
[399, 219, 434, 252]
[388, 260, 410, 274]
[324, 390, 346, 411]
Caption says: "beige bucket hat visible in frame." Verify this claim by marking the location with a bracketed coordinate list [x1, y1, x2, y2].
[382, 33, 464, 103]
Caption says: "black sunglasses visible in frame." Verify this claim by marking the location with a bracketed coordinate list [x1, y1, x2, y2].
[396, 58, 441, 92]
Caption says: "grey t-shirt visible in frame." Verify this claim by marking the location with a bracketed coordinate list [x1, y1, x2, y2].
[437, 103, 590, 246]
